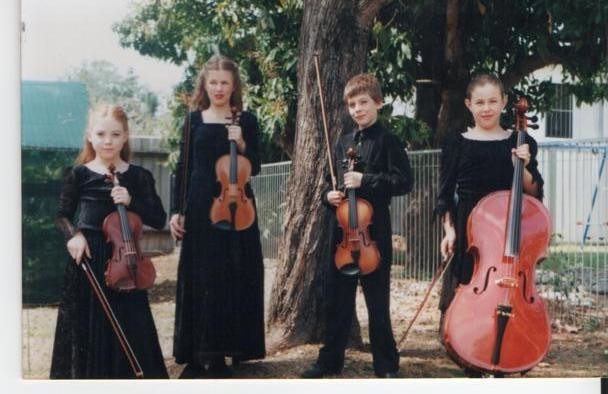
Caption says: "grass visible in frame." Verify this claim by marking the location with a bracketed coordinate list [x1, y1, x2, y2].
[543, 247, 608, 271]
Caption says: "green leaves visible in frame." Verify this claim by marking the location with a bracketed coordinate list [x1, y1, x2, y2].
[64, 60, 161, 135]
[115, 0, 301, 160]
[115, 0, 608, 149]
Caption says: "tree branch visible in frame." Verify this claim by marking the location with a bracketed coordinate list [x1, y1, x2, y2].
[358, 0, 390, 27]
[502, 51, 563, 90]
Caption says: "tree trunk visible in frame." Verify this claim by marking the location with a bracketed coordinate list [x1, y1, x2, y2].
[267, 0, 387, 350]
[414, 1, 446, 139]
[435, 0, 470, 146]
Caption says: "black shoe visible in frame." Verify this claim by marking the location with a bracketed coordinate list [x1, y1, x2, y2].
[375, 371, 399, 378]
[231, 356, 241, 368]
[207, 358, 233, 379]
[300, 364, 340, 379]
[463, 367, 483, 378]
[178, 363, 203, 379]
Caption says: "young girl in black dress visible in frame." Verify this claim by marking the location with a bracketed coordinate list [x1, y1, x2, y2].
[51, 104, 168, 379]
[170, 55, 265, 379]
[435, 75, 544, 376]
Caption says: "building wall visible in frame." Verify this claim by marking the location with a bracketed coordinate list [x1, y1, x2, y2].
[130, 136, 174, 255]
[532, 66, 608, 142]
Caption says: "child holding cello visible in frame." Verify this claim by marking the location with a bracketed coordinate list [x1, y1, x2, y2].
[301, 73, 412, 379]
[436, 74, 545, 377]
[51, 104, 168, 378]
[169, 55, 266, 379]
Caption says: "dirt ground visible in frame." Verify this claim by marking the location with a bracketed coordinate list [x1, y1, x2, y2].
[22, 250, 608, 379]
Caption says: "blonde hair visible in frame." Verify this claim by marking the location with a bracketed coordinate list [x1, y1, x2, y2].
[190, 55, 243, 111]
[75, 104, 132, 164]
[343, 73, 383, 104]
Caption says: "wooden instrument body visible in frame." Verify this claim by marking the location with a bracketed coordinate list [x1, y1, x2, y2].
[443, 191, 552, 373]
[210, 152, 255, 231]
[335, 196, 380, 275]
[103, 207, 156, 291]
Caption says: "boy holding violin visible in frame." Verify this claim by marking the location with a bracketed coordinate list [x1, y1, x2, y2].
[301, 73, 412, 379]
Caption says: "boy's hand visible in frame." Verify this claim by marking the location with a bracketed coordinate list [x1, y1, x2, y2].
[344, 171, 363, 189]
[326, 190, 345, 207]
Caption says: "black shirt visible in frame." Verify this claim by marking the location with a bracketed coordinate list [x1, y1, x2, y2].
[324, 120, 412, 209]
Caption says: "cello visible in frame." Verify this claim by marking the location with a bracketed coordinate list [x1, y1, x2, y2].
[441, 97, 552, 375]
[209, 108, 256, 231]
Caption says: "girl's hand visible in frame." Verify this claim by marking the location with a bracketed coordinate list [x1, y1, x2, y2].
[326, 190, 345, 207]
[169, 214, 186, 240]
[111, 186, 131, 206]
[227, 125, 243, 142]
[512, 144, 531, 167]
[440, 228, 456, 260]
[67, 232, 91, 265]
[227, 125, 246, 152]
[344, 171, 363, 189]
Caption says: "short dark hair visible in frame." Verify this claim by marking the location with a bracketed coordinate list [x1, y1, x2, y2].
[343, 73, 383, 103]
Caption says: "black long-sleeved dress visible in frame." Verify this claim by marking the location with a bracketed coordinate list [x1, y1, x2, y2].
[435, 131, 544, 312]
[50, 164, 168, 379]
[171, 111, 265, 366]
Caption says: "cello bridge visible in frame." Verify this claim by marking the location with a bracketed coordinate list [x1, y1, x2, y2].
[495, 277, 518, 288]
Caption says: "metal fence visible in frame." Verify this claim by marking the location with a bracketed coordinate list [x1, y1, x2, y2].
[251, 141, 608, 330]
[536, 141, 607, 330]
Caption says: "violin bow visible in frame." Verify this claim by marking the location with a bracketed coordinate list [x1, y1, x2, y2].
[178, 110, 192, 218]
[397, 253, 454, 349]
[80, 257, 144, 378]
[313, 51, 337, 191]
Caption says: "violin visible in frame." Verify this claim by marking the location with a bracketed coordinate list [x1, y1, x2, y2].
[209, 108, 256, 231]
[441, 97, 551, 375]
[334, 147, 381, 276]
[103, 164, 156, 291]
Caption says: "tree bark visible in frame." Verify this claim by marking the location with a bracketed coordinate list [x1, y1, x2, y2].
[435, 0, 470, 145]
[414, 1, 446, 137]
[267, 0, 387, 349]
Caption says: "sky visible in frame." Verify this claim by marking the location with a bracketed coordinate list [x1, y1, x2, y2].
[21, 0, 185, 96]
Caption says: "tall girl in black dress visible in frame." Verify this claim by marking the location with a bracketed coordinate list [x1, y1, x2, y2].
[435, 75, 544, 375]
[51, 105, 168, 379]
[170, 55, 265, 378]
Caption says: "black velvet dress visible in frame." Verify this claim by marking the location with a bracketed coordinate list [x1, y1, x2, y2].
[50, 164, 168, 379]
[435, 131, 544, 312]
[171, 111, 265, 366]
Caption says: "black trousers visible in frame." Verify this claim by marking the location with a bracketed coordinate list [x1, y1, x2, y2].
[316, 258, 399, 375]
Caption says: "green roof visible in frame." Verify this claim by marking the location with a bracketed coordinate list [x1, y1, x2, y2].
[21, 81, 90, 150]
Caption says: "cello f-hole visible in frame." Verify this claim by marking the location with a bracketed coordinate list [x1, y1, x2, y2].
[518, 271, 535, 304]
[473, 266, 497, 295]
